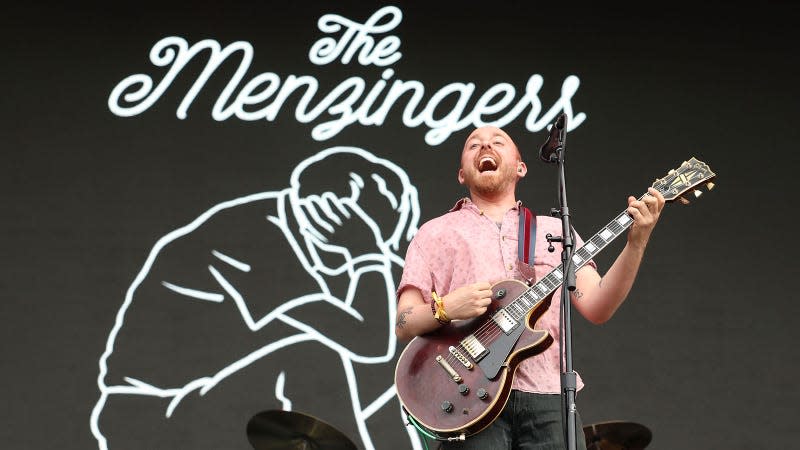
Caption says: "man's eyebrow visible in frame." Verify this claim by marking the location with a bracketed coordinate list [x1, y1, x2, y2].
[467, 133, 506, 140]
[465, 131, 508, 143]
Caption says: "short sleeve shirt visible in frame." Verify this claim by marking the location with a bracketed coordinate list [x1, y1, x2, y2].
[397, 198, 597, 393]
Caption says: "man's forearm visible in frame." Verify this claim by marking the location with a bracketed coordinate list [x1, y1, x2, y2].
[395, 288, 442, 341]
[575, 242, 646, 324]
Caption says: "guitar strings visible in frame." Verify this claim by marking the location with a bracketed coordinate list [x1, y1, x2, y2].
[451, 193, 663, 366]
[471, 292, 536, 341]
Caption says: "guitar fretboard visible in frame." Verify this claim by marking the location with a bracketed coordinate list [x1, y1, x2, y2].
[497, 157, 715, 323]
[502, 209, 635, 321]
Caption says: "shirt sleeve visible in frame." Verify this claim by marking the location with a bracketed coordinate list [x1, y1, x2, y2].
[396, 238, 435, 303]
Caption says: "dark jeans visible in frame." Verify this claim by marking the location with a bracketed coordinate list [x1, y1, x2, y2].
[441, 391, 586, 450]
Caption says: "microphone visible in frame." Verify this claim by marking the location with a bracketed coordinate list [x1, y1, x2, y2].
[539, 113, 566, 163]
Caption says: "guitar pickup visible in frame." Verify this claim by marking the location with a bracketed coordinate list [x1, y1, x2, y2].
[492, 308, 518, 334]
[460, 335, 488, 361]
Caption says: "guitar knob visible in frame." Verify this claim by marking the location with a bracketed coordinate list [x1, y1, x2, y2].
[441, 401, 454, 413]
[477, 388, 489, 400]
[459, 384, 470, 395]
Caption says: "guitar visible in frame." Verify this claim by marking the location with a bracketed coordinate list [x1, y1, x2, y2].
[394, 158, 716, 440]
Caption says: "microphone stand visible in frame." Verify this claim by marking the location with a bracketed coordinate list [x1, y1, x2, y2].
[540, 113, 579, 450]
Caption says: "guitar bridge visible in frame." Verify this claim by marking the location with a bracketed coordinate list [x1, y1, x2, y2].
[435, 355, 462, 383]
[449, 346, 474, 369]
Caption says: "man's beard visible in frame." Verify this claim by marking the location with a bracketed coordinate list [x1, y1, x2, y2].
[464, 164, 516, 196]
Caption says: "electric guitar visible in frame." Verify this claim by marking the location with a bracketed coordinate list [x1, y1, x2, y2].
[394, 157, 716, 440]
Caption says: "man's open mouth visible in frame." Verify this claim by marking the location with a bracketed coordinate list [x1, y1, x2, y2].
[478, 156, 498, 172]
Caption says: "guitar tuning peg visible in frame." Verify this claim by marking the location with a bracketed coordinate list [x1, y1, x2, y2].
[679, 196, 691, 205]
[693, 189, 703, 198]
[668, 169, 676, 175]
[706, 182, 715, 190]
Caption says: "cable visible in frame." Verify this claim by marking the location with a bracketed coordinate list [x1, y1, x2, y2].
[407, 414, 440, 440]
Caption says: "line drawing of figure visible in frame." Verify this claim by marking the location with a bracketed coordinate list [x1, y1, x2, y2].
[90, 146, 423, 450]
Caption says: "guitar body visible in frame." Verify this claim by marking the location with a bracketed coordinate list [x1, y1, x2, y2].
[394, 279, 554, 438]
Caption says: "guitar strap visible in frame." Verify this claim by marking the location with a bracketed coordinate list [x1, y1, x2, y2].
[517, 206, 536, 265]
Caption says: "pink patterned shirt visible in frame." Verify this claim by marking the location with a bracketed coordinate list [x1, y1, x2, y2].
[397, 198, 597, 393]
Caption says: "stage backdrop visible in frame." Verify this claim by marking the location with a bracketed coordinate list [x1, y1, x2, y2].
[2, 2, 798, 449]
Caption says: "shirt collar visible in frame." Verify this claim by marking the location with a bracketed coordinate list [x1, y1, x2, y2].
[449, 197, 523, 213]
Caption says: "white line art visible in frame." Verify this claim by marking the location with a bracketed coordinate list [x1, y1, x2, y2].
[91, 147, 423, 450]
[160, 281, 225, 302]
[211, 249, 252, 272]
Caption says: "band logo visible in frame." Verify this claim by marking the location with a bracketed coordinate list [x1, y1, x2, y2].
[107, 6, 586, 146]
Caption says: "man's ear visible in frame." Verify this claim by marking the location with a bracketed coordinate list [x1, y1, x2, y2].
[517, 161, 527, 178]
[457, 168, 465, 185]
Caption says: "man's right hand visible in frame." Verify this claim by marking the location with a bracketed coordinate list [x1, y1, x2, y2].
[442, 282, 494, 320]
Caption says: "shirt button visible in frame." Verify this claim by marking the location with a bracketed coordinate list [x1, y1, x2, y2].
[508, 264, 513, 270]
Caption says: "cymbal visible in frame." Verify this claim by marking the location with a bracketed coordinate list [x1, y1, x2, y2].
[583, 421, 652, 450]
[246, 409, 357, 450]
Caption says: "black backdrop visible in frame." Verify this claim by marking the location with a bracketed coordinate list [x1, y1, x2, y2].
[3, 2, 799, 449]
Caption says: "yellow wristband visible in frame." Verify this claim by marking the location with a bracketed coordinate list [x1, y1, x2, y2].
[432, 291, 450, 324]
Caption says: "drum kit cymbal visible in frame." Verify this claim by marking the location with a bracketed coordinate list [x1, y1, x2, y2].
[583, 420, 652, 450]
[246, 410, 357, 450]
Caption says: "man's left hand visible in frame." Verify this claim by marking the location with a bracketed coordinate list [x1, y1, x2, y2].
[626, 187, 665, 249]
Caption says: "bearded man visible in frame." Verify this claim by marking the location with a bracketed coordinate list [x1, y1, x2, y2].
[395, 126, 664, 449]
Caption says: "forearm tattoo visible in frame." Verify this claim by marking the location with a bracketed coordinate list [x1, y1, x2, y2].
[396, 307, 413, 329]
[573, 288, 584, 299]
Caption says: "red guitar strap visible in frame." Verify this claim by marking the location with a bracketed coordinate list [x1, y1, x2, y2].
[518, 206, 536, 265]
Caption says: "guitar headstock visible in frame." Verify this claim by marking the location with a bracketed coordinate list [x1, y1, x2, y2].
[652, 157, 716, 204]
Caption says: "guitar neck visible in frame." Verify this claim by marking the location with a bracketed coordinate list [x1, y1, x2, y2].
[573, 208, 635, 269]
[508, 208, 636, 317]
[509, 157, 716, 316]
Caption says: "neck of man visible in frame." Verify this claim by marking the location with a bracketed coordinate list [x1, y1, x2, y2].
[469, 189, 517, 224]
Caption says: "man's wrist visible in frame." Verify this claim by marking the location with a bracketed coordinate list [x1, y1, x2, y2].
[432, 291, 450, 324]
